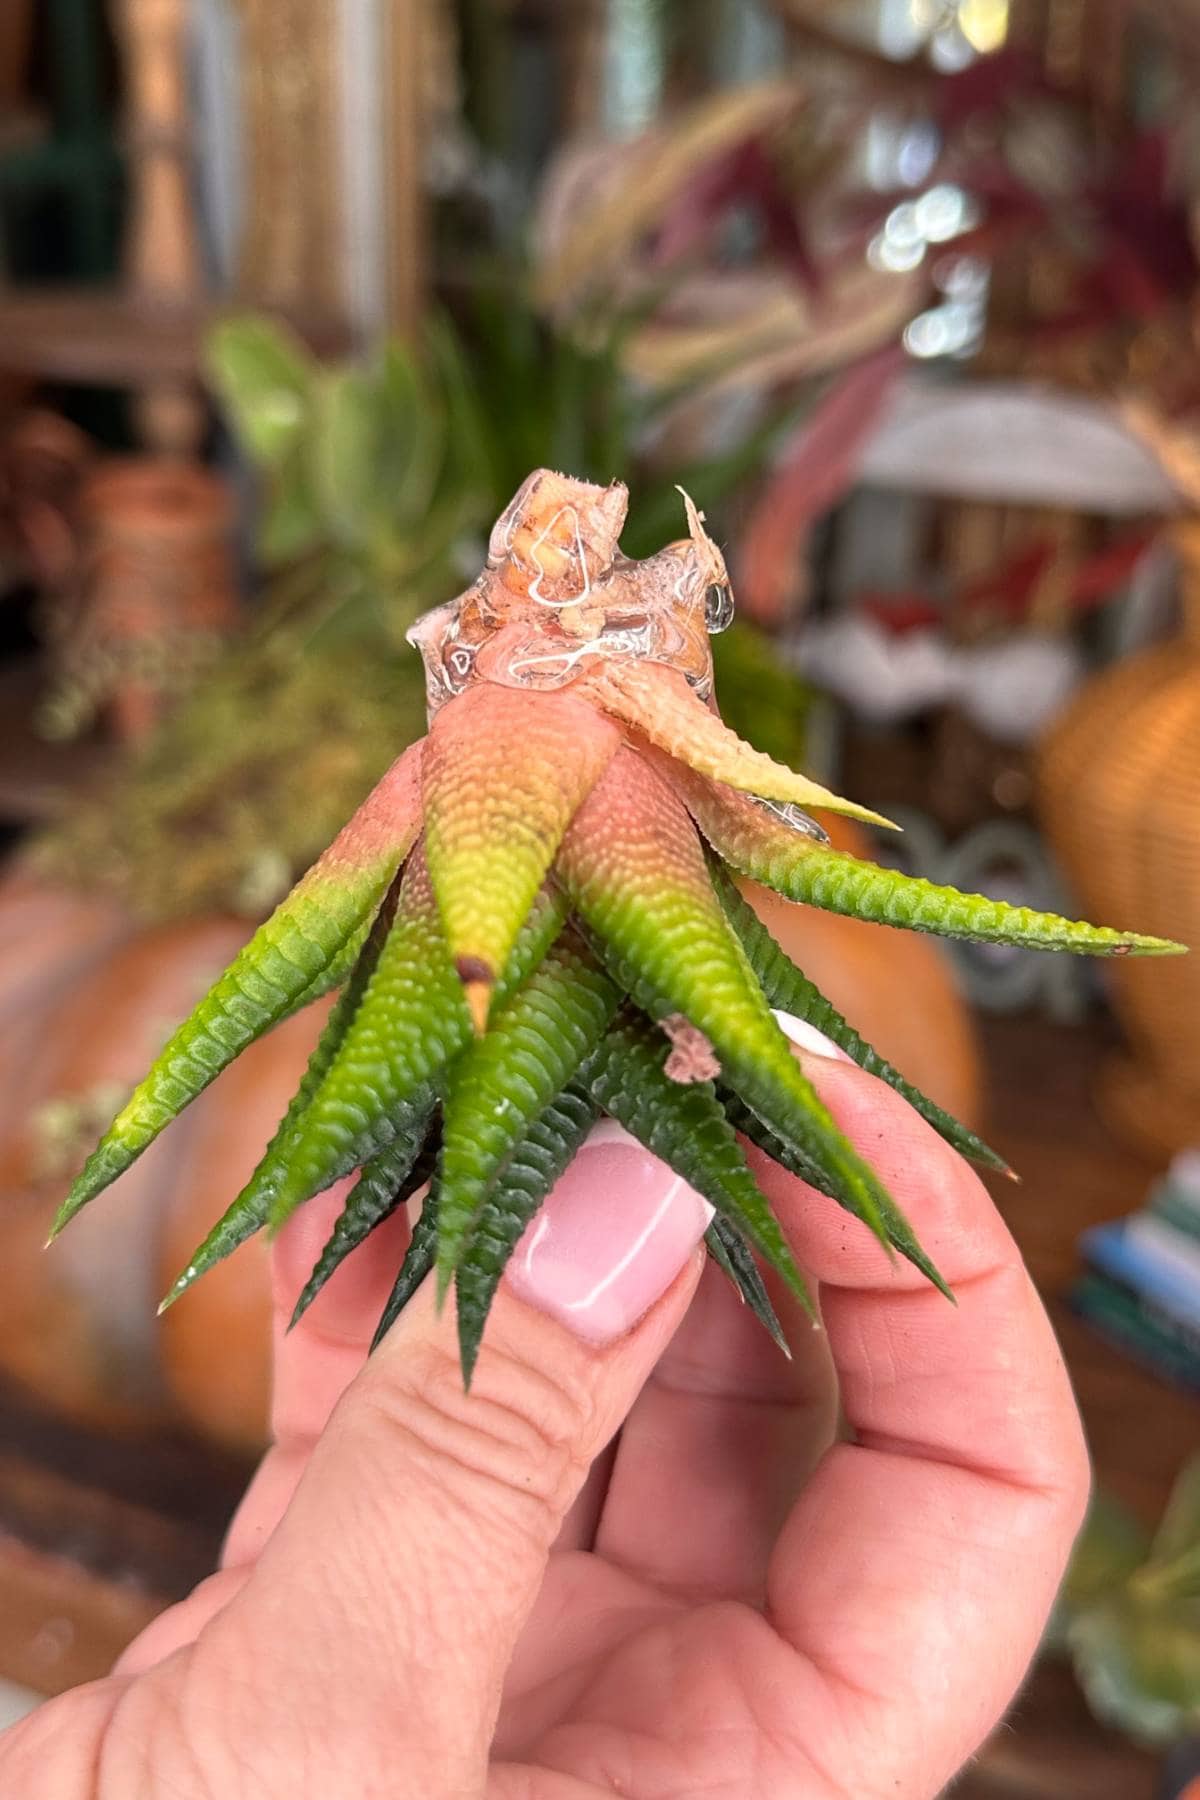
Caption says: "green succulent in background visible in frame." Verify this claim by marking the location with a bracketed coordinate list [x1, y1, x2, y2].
[36, 281, 813, 922]
[1052, 1456, 1200, 1745]
[212, 277, 796, 594]
[208, 312, 491, 589]
[34, 642, 428, 921]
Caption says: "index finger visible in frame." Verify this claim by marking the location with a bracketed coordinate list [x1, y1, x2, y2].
[752, 1054, 1090, 1799]
[217, 1179, 411, 1573]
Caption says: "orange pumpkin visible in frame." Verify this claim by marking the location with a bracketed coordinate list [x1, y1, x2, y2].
[0, 901, 323, 1443]
[0, 872, 129, 1136]
[155, 995, 334, 1453]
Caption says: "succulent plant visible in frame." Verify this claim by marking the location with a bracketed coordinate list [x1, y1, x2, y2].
[51, 472, 1184, 1382]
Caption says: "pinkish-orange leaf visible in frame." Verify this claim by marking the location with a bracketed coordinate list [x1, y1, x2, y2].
[422, 682, 620, 1029]
[583, 660, 893, 828]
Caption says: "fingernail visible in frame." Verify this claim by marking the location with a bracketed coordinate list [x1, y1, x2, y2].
[506, 1121, 714, 1345]
[772, 1009, 852, 1063]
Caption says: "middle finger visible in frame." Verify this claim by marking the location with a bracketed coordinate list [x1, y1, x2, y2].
[592, 1253, 838, 1601]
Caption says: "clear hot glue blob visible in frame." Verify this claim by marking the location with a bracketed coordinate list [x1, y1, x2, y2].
[407, 471, 736, 718]
[752, 798, 830, 844]
[705, 584, 735, 634]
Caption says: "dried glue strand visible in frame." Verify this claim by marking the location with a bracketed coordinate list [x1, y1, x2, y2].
[407, 472, 732, 719]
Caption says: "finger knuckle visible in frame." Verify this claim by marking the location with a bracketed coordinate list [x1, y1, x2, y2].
[362, 1337, 596, 1538]
[1056, 1405, 1093, 1541]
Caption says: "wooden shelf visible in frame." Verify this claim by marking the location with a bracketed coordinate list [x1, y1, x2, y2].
[0, 1382, 249, 1697]
[0, 288, 352, 388]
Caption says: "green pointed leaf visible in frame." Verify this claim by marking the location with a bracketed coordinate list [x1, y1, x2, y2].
[435, 938, 618, 1297]
[259, 856, 465, 1230]
[721, 1087, 951, 1300]
[705, 1215, 789, 1354]
[372, 1184, 441, 1351]
[455, 1085, 598, 1385]
[422, 682, 620, 1027]
[158, 881, 404, 1311]
[710, 861, 1009, 1172]
[290, 1104, 440, 1330]
[557, 754, 896, 1258]
[54, 743, 425, 1238]
[580, 1009, 813, 1317]
[670, 764, 1185, 956]
[263, 871, 568, 1232]
[703, 1216, 739, 1285]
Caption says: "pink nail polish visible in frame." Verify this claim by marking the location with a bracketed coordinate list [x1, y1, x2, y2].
[506, 1121, 714, 1344]
[772, 1009, 852, 1062]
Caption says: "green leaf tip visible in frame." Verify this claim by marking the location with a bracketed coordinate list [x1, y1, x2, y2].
[372, 1184, 441, 1352]
[53, 743, 426, 1240]
[581, 1010, 815, 1319]
[433, 936, 619, 1301]
[705, 1216, 791, 1355]
[724, 1088, 952, 1302]
[709, 860, 1012, 1176]
[455, 1085, 598, 1386]
[668, 761, 1189, 959]
[289, 1112, 439, 1332]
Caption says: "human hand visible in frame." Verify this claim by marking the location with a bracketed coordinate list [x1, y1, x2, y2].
[0, 1034, 1089, 1799]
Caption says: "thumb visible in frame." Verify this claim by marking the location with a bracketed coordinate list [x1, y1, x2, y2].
[206, 1123, 711, 1792]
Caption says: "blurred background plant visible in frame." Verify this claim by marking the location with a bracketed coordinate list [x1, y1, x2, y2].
[1053, 1456, 1200, 1746]
[33, 282, 814, 920]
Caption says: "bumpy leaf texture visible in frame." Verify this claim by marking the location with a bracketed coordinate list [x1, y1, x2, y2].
[54, 471, 1185, 1383]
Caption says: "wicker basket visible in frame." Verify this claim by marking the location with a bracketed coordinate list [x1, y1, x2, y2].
[1036, 522, 1200, 1156]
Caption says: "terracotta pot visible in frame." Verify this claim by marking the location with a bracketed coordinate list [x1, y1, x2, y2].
[1037, 521, 1200, 1157]
[62, 458, 239, 743]
[1, 409, 95, 587]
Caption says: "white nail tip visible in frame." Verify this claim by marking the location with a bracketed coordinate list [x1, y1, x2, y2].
[579, 1120, 716, 1226]
[771, 1010, 850, 1061]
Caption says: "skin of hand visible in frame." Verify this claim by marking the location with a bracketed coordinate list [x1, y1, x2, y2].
[0, 1032, 1090, 1800]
